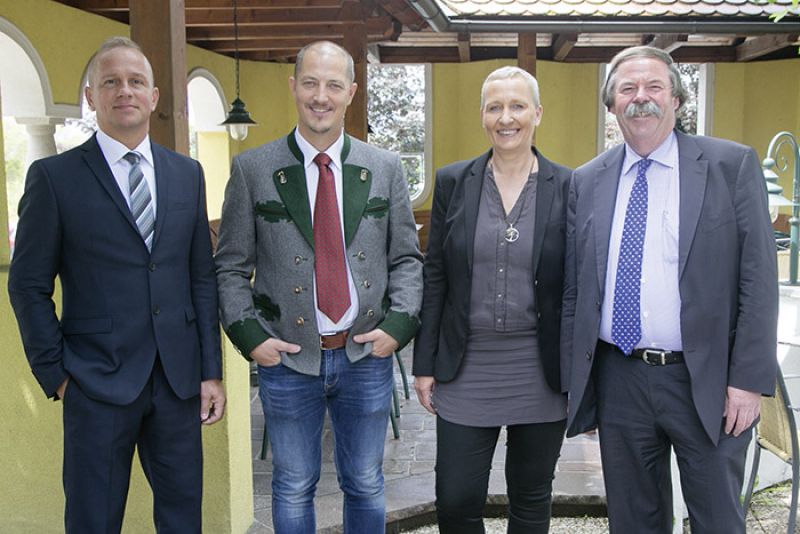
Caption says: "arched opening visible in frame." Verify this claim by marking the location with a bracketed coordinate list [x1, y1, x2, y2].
[0, 17, 79, 257]
[188, 68, 229, 221]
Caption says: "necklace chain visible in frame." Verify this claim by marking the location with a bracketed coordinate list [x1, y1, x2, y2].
[489, 157, 536, 244]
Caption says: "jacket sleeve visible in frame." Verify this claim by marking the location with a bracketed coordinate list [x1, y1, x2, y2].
[7, 160, 68, 397]
[728, 147, 778, 395]
[214, 156, 271, 360]
[559, 171, 579, 393]
[376, 155, 424, 350]
[189, 162, 223, 380]
[412, 169, 451, 377]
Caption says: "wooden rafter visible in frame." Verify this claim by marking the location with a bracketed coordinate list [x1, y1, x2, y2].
[736, 34, 800, 61]
[457, 32, 471, 62]
[648, 33, 689, 53]
[552, 33, 578, 61]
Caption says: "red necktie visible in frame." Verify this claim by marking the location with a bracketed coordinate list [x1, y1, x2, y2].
[313, 153, 351, 323]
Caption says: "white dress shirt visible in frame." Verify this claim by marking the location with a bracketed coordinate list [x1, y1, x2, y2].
[600, 132, 683, 351]
[294, 128, 359, 335]
[95, 128, 157, 213]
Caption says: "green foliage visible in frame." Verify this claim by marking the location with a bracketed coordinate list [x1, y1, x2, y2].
[367, 64, 427, 200]
[766, 0, 800, 23]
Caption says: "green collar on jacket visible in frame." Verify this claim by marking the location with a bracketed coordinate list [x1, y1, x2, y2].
[273, 129, 373, 250]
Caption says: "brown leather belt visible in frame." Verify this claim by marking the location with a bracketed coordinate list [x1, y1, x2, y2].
[320, 330, 349, 350]
[598, 339, 684, 366]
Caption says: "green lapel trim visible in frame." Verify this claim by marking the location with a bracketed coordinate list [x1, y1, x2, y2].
[341, 133, 351, 161]
[342, 163, 371, 247]
[286, 128, 304, 164]
[283, 130, 361, 247]
[273, 164, 314, 249]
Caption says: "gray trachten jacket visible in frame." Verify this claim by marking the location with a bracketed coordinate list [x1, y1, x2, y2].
[215, 130, 423, 376]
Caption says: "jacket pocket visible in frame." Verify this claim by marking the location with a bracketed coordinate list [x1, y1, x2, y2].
[255, 201, 291, 223]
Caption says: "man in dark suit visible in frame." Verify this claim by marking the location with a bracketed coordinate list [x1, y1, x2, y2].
[562, 45, 778, 533]
[8, 37, 225, 534]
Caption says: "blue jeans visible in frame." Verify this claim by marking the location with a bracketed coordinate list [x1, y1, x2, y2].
[258, 348, 393, 534]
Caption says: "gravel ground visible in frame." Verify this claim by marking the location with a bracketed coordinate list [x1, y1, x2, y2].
[402, 482, 798, 533]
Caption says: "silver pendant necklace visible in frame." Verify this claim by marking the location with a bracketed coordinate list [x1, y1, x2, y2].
[491, 158, 536, 244]
[504, 224, 520, 243]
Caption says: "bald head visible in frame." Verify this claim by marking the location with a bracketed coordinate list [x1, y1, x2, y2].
[294, 41, 355, 83]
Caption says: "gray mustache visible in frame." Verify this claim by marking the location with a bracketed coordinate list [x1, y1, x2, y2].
[624, 102, 663, 119]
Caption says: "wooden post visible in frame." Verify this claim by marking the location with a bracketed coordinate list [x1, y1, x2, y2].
[341, 0, 368, 141]
[129, 0, 189, 155]
[517, 32, 538, 77]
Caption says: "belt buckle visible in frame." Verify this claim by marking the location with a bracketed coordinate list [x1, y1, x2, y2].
[642, 349, 668, 366]
[319, 335, 327, 349]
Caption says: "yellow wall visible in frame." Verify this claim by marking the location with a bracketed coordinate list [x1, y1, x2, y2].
[0, 92, 8, 264]
[427, 59, 598, 210]
[714, 59, 800, 151]
[197, 131, 231, 220]
[714, 58, 800, 212]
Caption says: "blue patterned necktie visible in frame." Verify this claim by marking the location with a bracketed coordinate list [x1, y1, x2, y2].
[123, 152, 155, 251]
[612, 158, 652, 355]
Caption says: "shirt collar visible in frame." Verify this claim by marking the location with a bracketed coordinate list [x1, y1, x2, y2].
[294, 128, 345, 172]
[622, 130, 677, 176]
[95, 128, 154, 167]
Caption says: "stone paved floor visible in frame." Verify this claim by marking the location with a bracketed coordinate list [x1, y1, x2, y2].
[245, 345, 604, 534]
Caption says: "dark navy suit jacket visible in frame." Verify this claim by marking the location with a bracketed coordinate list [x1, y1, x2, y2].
[8, 134, 221, 405]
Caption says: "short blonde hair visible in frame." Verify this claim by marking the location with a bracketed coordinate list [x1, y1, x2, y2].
[480, 66, 541, 110]
[86, 36, 154, 87]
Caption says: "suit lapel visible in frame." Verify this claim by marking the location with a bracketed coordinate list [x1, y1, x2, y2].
[593, 147, 625, 287]
[151, 142, 168, 251]
[464, 152, 490, 273]
[81, 136, 141, 237]
[676, 132, 708, 279]
[341, 135, 372, 247]
[272, 132, 314, 249]
[532, 152, 554, 278]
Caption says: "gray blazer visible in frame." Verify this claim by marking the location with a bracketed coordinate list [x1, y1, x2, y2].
[215, 130, 423, 376]
[561, 131, 778, 444]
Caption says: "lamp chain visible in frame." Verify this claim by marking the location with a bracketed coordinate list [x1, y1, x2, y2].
[233, 0, 240, 99]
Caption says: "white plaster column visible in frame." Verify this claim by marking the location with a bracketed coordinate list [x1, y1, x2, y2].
[16, 117, 62, 169]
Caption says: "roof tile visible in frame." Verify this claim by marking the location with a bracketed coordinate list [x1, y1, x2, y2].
[438, 0, 800, 18]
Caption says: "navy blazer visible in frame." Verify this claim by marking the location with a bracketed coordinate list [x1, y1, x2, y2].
[413, 148, 572, 393]
[8, 135, 222, 405]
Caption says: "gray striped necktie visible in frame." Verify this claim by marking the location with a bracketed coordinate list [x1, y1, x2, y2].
[123, 152, 155, 251]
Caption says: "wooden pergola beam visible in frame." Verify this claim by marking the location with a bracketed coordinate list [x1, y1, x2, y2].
[552, 33, 578, 61]
[736, 34, 799, 61]
[184, 7, 343, 26]
[518, 32, 537, 76]
[129, 0, 188, 155]
[186, 16, 393, 40]
[61, 0, 341, 9]
[341, 0, 368, 141]
[457, 32, 471, 62]
[648, 33, 689, 53]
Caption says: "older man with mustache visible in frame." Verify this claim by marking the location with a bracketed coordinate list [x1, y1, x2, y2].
[561, 46, 778, 534]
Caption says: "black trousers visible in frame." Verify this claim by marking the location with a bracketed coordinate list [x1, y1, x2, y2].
[435, 415, 566, 534]
[595, 342, 752, 534]
[62, 359, 202, 534]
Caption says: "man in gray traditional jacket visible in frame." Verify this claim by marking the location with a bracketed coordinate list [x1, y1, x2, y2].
[215, 40, 423, 533]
